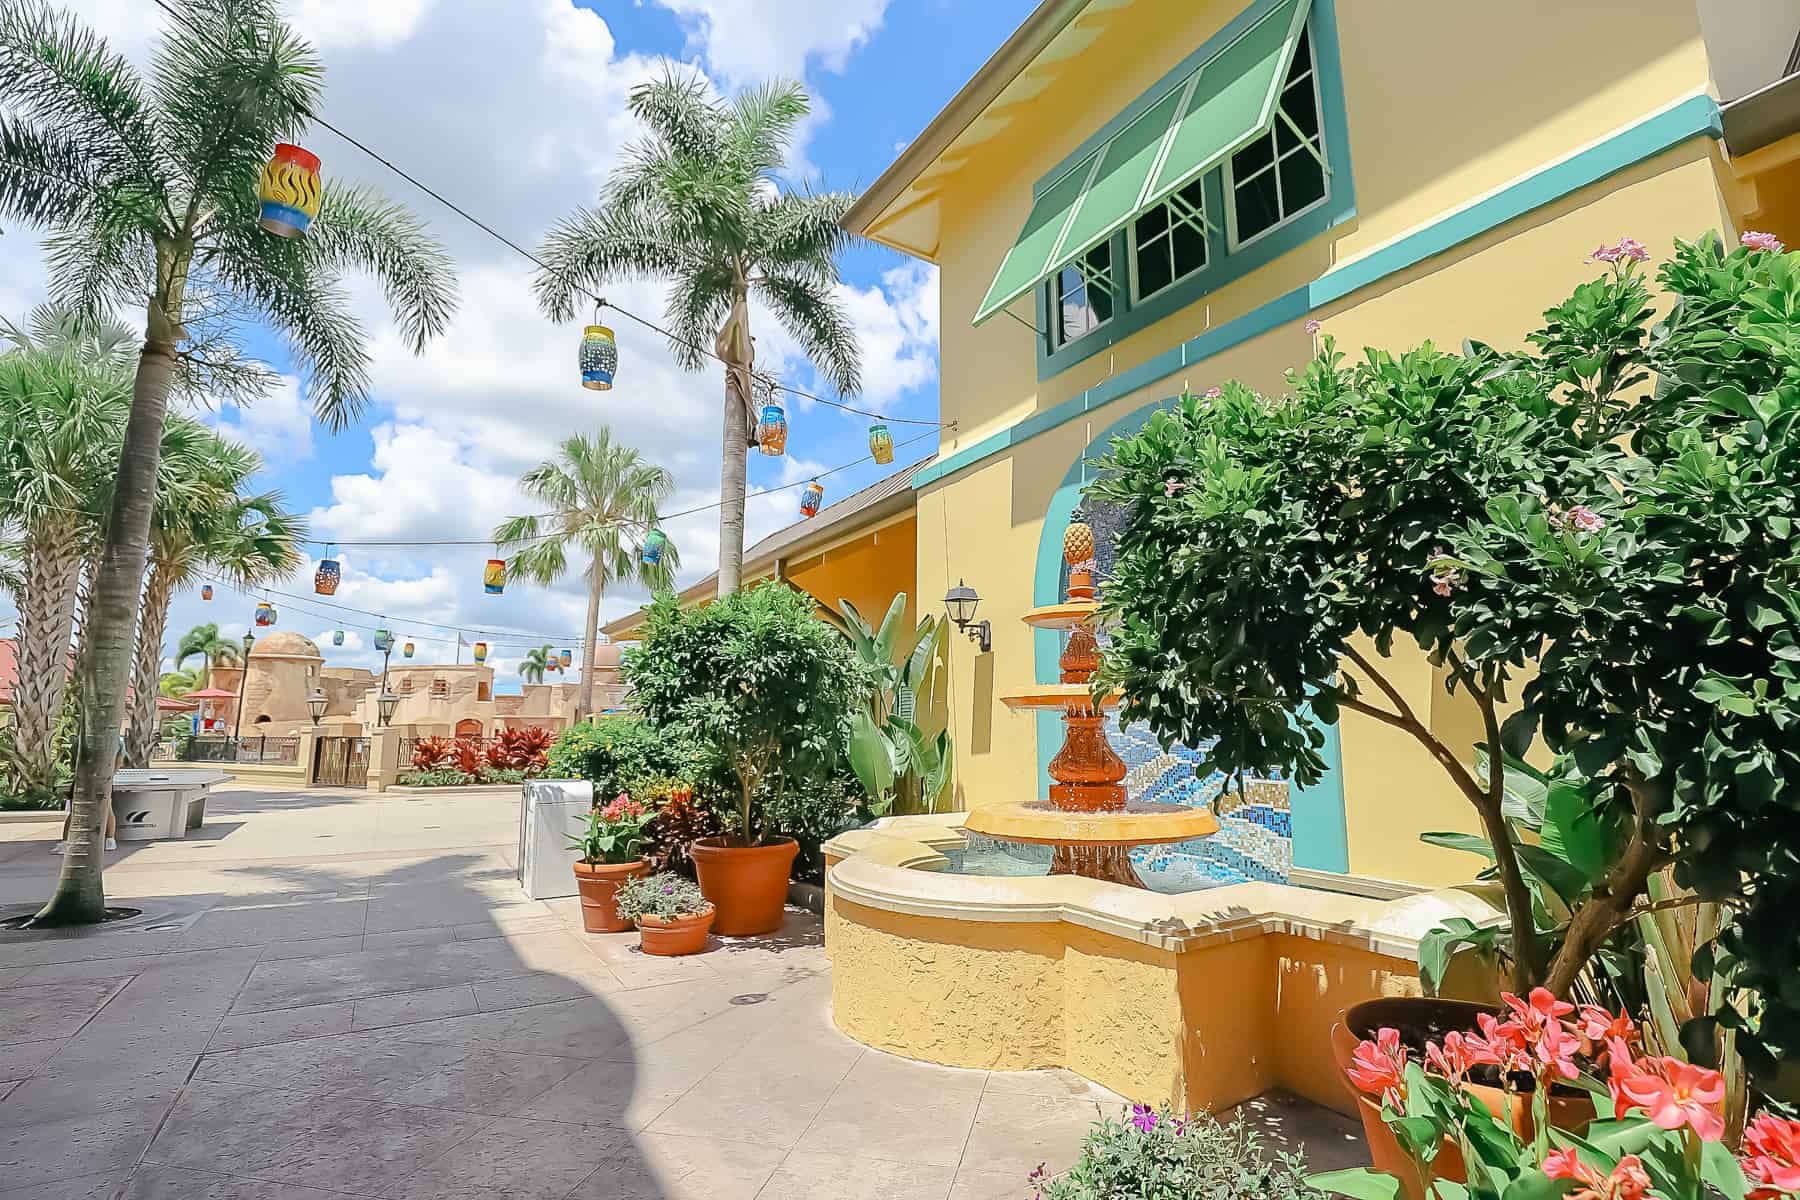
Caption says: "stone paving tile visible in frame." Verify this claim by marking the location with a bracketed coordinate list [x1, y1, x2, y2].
[361, 926, 454, 950]
[255, 934, 366, 963]
[959, 1092, 1106, 1179]
[142, 1079, 383, 1174]
[983, 1065, 1127, 1102]
[758, 1150, 959, 1200]
[569, 1131, 788, 1200]
[0, 1169, 125, 1200]
[118, 1163, 372, 1199]
[794, 1086, 983, 1167]
[0, 979, 123, 1043]
[0, 1036, 66, 1081]
[207, 1002, 356, 1052]
[0, 966, 31, 988]
[383, 1046, 589, 1115]
[228, 931, 586, 1013]
[195, 1031, 472, 1101]
[0, 1045, 198, 1127]
[0, 1103, 168, 1190]
[247, 1101, 494, 1194]
[351, 984, 480, 1030]
[948, 1166, 1034, 1200]
[379, 1115, 630, 1200]
[470, 966, 621, 1010]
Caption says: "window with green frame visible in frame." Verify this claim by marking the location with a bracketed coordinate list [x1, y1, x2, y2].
[1130, 177, 1209, 303]
[1052, 241, 1116, 348]
[1226, 26, 1326, 247]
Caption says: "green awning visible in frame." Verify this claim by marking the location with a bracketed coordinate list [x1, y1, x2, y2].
[972, 0, 1313, 326]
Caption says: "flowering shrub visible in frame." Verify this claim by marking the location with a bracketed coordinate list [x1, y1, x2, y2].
[613, 872, 709, 922]
[450, 737, 482, 777]
[567, 792, 653, 865]
[639, 778, 721, 873]
[1031, 1106, 1323, 1200]
[1318, 988, 1800, 1200]
[409, 736, 451, 770]
[486, 726, 552, 773]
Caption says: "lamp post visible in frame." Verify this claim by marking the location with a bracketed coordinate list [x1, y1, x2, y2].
[375, 637, 395, 727]
[377, 690, 399, 728]
[231, 629, 256, 743]
[307, 688, 328, 726]
[944, 580, 992, 652]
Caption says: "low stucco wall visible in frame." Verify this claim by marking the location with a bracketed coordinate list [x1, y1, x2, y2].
[825, 815, 1478, 1115]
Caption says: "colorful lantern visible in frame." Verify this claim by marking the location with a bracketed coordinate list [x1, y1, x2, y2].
[332, 630, 345, 647]
[869, 423, 894, 465]
[484, 558, 506, 595]
[314, 553, 341, 596]
[403, 641, 415, 659]
[256, 143, 322, 238]
[641, 529, 667, 566]
[800, 480, 824, 517]
[579, 325, 617, 391]
[255, 601, 276, 627]
[374, 628, 393, 652]
[756, 403, 787, 456]
[201, 584, 213, 601]
[560, 648, 573, 667]
[472, 641, 488, 664]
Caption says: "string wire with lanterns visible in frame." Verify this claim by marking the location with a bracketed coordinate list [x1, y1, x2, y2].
[206, 577, 586, 648]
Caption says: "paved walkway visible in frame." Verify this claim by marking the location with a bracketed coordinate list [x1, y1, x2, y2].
[0, 785, 1363, 1199]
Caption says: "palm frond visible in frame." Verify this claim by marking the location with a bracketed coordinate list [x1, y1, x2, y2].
[666, 260, 736, 373]
[306, 182, 457, 353]
[728, 79, 808, 179]
[534, 205, 684, 322]
[626, 69, 724, 165]
[0, 114, 151, 231]
[754, 270, 861, 395]
[42, 216, 154, 323]
[754, 188, 856, 281]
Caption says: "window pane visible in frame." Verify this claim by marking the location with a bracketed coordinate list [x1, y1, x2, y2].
[1085, 243, 1115, 324]
[1176, 177, 1208, 210]
[1134, 202, 1169, 247]
[1282, 80, 1321, 141]
[1137, 240, 1173, 298]
[1234, 168, 1281, 241]
[1279, 150, 1325, 212]
[1286, 29, 1312, 84]
[1171, 219, 1206, 278]
[1232, 130, 1275, 179]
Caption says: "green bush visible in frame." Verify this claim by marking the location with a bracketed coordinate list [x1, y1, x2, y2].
[395, 768, 474, 787]
[624, 582, 868, 843]
[545, 715, 712, 800]
[1036, 1106, 1323, 1200]
[760, 775, 861, 884]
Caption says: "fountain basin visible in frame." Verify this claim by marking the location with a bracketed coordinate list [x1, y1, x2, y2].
[823, 812, 1505, 1118]
[963, 800, 1219, 846]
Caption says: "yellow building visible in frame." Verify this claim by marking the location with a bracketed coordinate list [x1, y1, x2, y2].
[834, 0, 1800, 889]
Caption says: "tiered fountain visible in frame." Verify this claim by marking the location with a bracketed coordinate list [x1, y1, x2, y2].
[962, 521, 1219, 887]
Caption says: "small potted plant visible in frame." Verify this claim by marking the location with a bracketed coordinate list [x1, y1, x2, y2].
[566, 792, 652, 933]
[613, 872, 715, 957]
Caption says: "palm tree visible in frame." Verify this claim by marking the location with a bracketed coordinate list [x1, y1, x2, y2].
[534, 70, 861, 596]
[494, 431, 678, 719]
[0, 306, 133, 799]
[123, 426, 303, 766]
[520, 644, 554, 686]
[0, 0, 457, 925]
[158, 665, 201, 698]
[175, 622, 245, 680]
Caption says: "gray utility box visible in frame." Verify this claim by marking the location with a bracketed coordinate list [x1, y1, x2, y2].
[110, 768, 230, 841]
[517, 779, 593, 899]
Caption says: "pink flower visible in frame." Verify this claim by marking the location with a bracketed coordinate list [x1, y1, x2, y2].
[1164, 478, 1186, 498]
[1425, 1031, 1477, 1082]
[1347, 1027, 1408, 1109]
[1588, 237, 1650, 265]
[1744, 1113, 1800, 1199]
[1466, 1011, 1533, 1075]
[1557, 505, 1606, 533]
[1545, 1150, 1651, 1200]
[1432, 577, 1456, 597]
[1742, 231, 1786, 254]
[1578, 1005, 1637, 1050]
[1203, 385, 1223, 399]
[1613, 1055, 1727, 1142]
[1304, 318, 1322, 335]
[1543, 1147, 1587, 1182]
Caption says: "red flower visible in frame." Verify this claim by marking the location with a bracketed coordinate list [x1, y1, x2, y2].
[1425, 1031, 1478, 1082]
[1612, 1054, 1727, 1142]
[1579, 1005, 1638, 1049]
[1743, 1113, 1800, 1199]
[1545, 1149, 1650, 1200]
[1534, 1018, 1583, 1081]
[1348, 1027, 1408, 1109]
[1467, 1012, 1532, 1075]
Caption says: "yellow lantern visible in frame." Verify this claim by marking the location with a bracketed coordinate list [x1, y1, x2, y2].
[869, 423, 894, 465]
[403, 641, 415, 659]
[473, 641, 489, 663]
[484, 558, 506, 595]
[580, 325, 617, 390]
[257, 144, 322, 238]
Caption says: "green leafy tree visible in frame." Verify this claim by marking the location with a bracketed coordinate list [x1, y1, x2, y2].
[624, 582, 866, 844]
[124, 427, 302, 766]
[494, 430, 677, 720]
[0, 0, 457, 924]
[519, 644, 555, 686]
[175, 621, 244, 680]
[839, 594, 952, 816]
[533, 70, 862, 596]
[158, 665, 200, 698]
[0, 304, 133, 799]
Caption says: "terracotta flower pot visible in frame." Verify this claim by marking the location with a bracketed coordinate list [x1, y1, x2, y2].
[637, 908, 715, 956]
[690, 836, 799, 936]
[572, 859, 648, 933]
[1331, 997, 1594, 1200]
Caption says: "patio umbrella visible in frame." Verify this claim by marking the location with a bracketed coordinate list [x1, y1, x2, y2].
[181, 687, 239, 700]
[155, 697, 199, 711]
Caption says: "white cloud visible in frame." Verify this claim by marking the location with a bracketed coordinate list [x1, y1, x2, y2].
[213, 375, 314, 462]
[289, 0, 434, 50]
[653, 0, 889, 85]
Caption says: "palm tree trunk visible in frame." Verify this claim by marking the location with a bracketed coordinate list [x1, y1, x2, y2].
[577, 558, 603, 721]
[716, 295, 753, 597]
[32, 275, 182, 926]
[9, 516, 84, 799]
[123, 562, 174, 769]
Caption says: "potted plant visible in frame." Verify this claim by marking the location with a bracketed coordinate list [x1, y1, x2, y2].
[614, 872, 714, 956]
[566, 792, 652, 933]
[625, 583, 867, 936]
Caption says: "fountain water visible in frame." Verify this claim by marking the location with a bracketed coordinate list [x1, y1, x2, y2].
[962, 522, 1219, 887]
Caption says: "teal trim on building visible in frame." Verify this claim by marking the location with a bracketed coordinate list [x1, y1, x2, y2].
[1027, 397, 1349, 868]
[912, 92, 1722, 494]
[1038, 0, 1354, 380]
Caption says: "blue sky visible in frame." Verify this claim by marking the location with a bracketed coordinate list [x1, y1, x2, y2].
[0, 0, 1038, 690]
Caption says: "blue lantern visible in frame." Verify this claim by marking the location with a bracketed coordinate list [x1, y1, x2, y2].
[800, 480, 824, 517]
[374, 628, 393, 652]
[756, 403, 787, 456]
[332, 629, 345, 647]
[642, 529, 666, 566]
[255, 601, 277, 627]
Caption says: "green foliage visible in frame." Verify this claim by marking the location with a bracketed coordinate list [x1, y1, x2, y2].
[546, 715, 721, 803]
[614, 872, 710, 922]
[567, 796, 652, 866]
[839, 594, 953, 816]
[759, 774, 859, 884]
[1038, 1106, 1323, 1200]
[637, 777, 723, 874]
[624, 582, 868, 843]
[395, 768, 473, 788]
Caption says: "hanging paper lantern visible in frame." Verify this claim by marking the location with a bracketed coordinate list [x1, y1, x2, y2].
[869, 423, 894, 465]
[558, 649, 573, 667]
[755, 403, 787, 456]
[254, 601, 276, 627]
[332, 630, 345, 647]
[374, 628, 393, 652]
[201, 584, 213, 601]
[641, 529, 667, 566]
[484, 558, 506, 595]
[579, 325, 617, 391]
[472, 641, 489, 664]
[403, 641, 415, 659]
[314, 555, 341, 596]
[256, 143, 322, 238]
